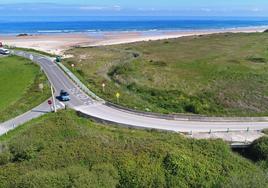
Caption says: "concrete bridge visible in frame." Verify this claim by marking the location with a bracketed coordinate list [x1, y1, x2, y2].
[188, 130, 265, 148]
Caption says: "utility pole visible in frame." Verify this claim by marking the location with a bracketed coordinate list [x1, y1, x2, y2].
[50, 85, 57, 113]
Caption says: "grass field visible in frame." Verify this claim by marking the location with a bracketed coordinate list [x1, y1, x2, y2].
[0, 110, 267, 187]
[65, 32, 268, 116]
[0, 55, 50, 122]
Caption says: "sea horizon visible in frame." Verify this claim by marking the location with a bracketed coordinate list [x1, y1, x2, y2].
[1, 16, 268, 35]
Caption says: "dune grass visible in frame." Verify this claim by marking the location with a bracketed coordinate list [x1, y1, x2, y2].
[65, 32, 268, 116]
[0, 55, 50, 122]
[0, 110, 267, 187]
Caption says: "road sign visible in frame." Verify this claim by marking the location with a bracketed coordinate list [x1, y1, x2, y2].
[102, 83, 106, 92]
[116, 92, 120, 103]
[48, 100, 52, 105]
[116, 92, 120, 98]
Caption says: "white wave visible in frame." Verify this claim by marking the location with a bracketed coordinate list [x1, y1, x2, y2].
[37, 30, 76, 33]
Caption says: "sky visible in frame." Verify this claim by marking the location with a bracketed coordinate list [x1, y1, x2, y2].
[1, 0, 268, 17]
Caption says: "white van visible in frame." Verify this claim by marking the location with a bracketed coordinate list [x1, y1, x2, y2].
[0, 48, 10, 55]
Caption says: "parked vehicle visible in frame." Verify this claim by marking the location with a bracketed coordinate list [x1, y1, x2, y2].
[58, 90, 71, 101]
[0, 48, 10, 55]
[55, 56, 61, 63]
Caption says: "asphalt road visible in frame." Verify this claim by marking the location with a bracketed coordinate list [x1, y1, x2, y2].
[0, 101, 65, 136]
[7, 51, 268, 135]
[14, 51, 94, 108]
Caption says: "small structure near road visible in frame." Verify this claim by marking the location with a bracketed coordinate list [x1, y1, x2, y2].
[188, 130, 265, 148]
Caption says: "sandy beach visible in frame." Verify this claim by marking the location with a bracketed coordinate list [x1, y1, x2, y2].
[0, 27, 267, 55]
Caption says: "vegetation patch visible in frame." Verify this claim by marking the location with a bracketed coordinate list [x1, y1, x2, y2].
[245, 136, 268, 174]
[0, 110, 267, 187]
[246, 56, 267, 63]
[249, 137, 268, 161]
[0, 55, 50, 122]
[65, 33, 268, 116]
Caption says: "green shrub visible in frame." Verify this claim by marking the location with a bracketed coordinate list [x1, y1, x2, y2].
[218, 170, 268, 188]
[76, 68, 85, 77]
[249, 137, 268, 161]
[0, 151, 12, 165]
[14, 170, 70, 188]
[247, 56, 267, 63]
[108, 62, 134, 78]
[0, 111, 267, 187]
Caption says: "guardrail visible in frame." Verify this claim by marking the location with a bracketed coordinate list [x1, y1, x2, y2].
[105, 101, 206, 121]
[57, 62, 104, 102]
[105, 102, 268, 122]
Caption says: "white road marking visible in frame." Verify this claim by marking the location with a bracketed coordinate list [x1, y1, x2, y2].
[59, 102, 66, 107]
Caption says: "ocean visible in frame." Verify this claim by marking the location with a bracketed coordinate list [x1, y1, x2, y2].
[1, 17, 268, 35]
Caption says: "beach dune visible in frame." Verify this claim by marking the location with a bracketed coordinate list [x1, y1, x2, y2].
[1, 27, 266, 55]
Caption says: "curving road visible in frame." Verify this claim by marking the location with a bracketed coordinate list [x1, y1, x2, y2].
[3, 50, 268, 141]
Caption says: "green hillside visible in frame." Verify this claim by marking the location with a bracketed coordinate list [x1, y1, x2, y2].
[0, 55, 50, 122]
[0, 110, 267, 188]
[65, 32, 268, 116]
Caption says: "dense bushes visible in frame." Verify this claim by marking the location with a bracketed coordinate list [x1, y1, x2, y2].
[249, 137, 268, 161]
[0, 111, 267, 187]
[9, 165, 119, 188]
[125, 84, 220, 115]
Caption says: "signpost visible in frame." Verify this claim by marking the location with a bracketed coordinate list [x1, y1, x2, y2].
[102, 83, 106, 92]
[48, 100, 52, 111]
[116, 92, 120, 103]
